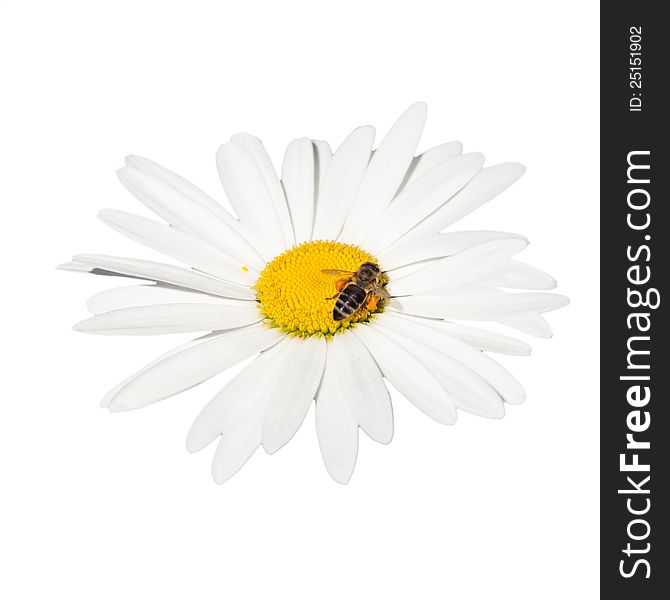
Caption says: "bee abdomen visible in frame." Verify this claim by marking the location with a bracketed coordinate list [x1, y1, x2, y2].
[333, 284, 367, 321]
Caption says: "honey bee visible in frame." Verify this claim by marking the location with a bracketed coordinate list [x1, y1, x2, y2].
[322, 262, 390, 321]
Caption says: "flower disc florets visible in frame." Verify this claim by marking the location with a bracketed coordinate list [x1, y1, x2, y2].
[255, 240, 386, 336]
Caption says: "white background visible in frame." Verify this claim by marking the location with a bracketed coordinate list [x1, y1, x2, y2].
[0, 1, 599, 598]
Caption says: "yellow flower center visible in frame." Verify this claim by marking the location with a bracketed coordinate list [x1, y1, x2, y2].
[255, 240, 387, 336]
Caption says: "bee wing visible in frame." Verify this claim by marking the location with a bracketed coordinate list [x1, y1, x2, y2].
[373, 285, 391, 300]
[321, 269, 355, 278]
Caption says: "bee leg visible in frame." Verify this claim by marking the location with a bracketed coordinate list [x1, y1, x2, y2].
[366, 294, 380, 311]
[326, 278, 350, 300]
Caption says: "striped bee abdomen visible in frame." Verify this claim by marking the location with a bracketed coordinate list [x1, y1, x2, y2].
[333, 283, 367, 321]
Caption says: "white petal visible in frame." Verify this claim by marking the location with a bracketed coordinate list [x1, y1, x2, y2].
[211, 413, 262, 484]
[394, 290, 570, 320]
[328, 333, 393, 443]
[315, 348, 359, 484]
[73, 303, 260, 335]
[496, 312, 554, 338]
[376, 324, 504, 418]
[399, 141, 463, 192]
[216, 140, 287, 259]
[311, 126, 375, 241]
[87, 284, 250, 315]
[389, 238, 528, 296]
[124, 155, 240, 229]
[58, 261, 91, 273]
[100, 330, 270, 410]
[68, 254, 254, 299]
[100, 337, 214, 408]
[230, 133, 295, 248]
[397, 163, 526, 242]
[365, 153, 485, 253]
[311, 140, 332, 243]
[282, 138, 315, 244]
[105, 324, 282, 411]
[262, 336, 327, 454]
[100, 380, 126, 409]
[341, 102, 427, 244]
[117, 166, 263, 271]
[410, 319, 532, 355]
[380, 312, 525, 404]
[380, 231, 525, 271]
[99, 209, 256, 284]
[384, 261, 434, 282]
[210, 342, 292, 484]
[187, 337, 291, 454]
[313, 140, 332, 194]
[477, 261, 557, 290]
[426, 259, 557, 292]
[353, 325, 456, 424]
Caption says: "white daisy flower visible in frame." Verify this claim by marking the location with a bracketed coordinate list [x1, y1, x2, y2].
[62, 103, 568, 484]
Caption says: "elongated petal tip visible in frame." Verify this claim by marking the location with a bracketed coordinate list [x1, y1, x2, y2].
[288, 135, 311, 146]
[490, 405, 506, 419]
[105, 397, 123, 411]
[73, 317, 113, 334]
[465, 151, 486, 166]
[506, 162, 526, 179]
[185, 429, 212, 454]
[229, 132, 259, 144]
[97, 208, 121, 225]
[57, 261, 87, 272]
[543, 294, 570, 312]
[72, 319, 92, 332]
[116, 165, 144, 188]
[261, 439, 283, 456]
[124, 154, 145, 167]
[366, 428, 393, 445]
[116, 167, 133, 190]
[510, 389, 527, 405]
[212, 470, 227, 485]
[405, 101, 428, 119]
[106, 394, 142, 412]
[382, 102, 427, 147]
[211, 463, 239, 485]
[185, 439, 199, 454]
[503, 237, 530, 254]
[351, 124, 376, 140]
[215, 141, 230, 155]
[327, 468, 354, 485]
[441, 412, 459, 426]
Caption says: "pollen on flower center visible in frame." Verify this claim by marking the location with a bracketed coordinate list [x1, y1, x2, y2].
[255, 240, 387, 336]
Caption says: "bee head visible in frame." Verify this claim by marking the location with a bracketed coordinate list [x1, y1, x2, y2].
[358, 262, 380, 283]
